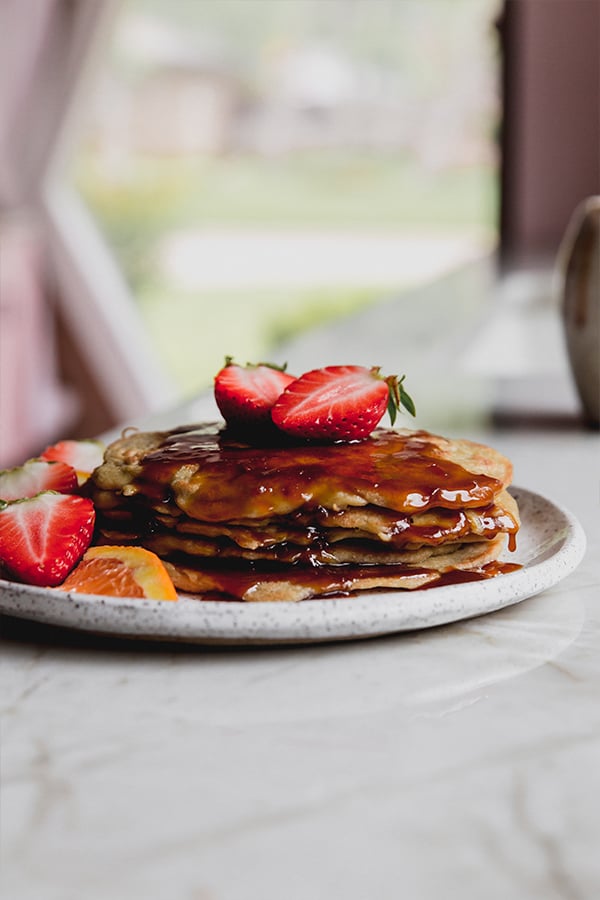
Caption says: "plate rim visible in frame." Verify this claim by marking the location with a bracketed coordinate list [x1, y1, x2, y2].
[0, 486, 587, 644]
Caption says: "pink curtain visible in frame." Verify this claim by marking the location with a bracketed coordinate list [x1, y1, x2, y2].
[0, 0, 174, 466]
[0, 0, 77, 466]
[0, 0, 57, 205]
[0, 219, 78, 466]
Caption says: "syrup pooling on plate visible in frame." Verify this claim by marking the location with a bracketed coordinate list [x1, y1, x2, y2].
[136, 424, 504, 521]
[169, 558, 523, 602]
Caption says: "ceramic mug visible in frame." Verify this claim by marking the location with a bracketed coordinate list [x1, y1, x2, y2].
[560, 196, 600, 428]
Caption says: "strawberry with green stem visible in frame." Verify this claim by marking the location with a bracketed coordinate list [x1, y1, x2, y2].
[214, 358, 296, 431]
[271, 364, 415, 442]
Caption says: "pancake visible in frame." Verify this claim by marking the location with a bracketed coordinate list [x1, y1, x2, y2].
[97, 488, 518, 550]
[89, 423, 520, 601]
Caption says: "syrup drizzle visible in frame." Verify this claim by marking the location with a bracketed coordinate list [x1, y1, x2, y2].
[98, 423, 521, 600]
[137, 424, 507, 521]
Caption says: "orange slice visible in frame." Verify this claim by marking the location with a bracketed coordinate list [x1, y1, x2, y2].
[59, 546, 178, 600]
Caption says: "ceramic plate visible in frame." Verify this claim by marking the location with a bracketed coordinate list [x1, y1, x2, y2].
[0, 487, 586, 645]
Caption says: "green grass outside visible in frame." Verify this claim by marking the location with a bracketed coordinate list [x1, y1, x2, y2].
[76, 151, 497, 393]
[76, 151, 497, 270]
[139, 282, 385, 393]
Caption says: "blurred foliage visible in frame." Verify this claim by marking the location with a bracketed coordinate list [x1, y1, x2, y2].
[129, 0, 501, 80]
[76, 0, 501, 394]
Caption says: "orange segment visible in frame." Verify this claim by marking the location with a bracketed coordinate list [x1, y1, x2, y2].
[59, 546, 178, 601]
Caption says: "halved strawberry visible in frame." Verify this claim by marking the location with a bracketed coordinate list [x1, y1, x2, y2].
[0, 459, 79, 502]
[0, 492, 95, 586]
[214, 358, 296, 431]
[271, 364, 415, 442]
[40, 439, 105, 485]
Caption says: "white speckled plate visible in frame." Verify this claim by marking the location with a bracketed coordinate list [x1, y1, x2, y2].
[0, 487, 586, 645]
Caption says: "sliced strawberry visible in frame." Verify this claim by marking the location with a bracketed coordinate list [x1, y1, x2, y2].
[214, 358, 296, 431]
[271, 364, 415, 442]
[0, 459, 79, 501]
[0, 492, 95, 587]
[40, 439, 105, 485]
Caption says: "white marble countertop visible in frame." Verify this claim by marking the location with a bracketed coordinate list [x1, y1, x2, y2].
[2, 262, 599, 900]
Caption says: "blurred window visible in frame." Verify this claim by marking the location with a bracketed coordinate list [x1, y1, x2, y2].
[73, 0, 502, 394]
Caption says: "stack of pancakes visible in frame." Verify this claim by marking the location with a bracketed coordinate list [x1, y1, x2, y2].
[89, 423, 519, 601]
